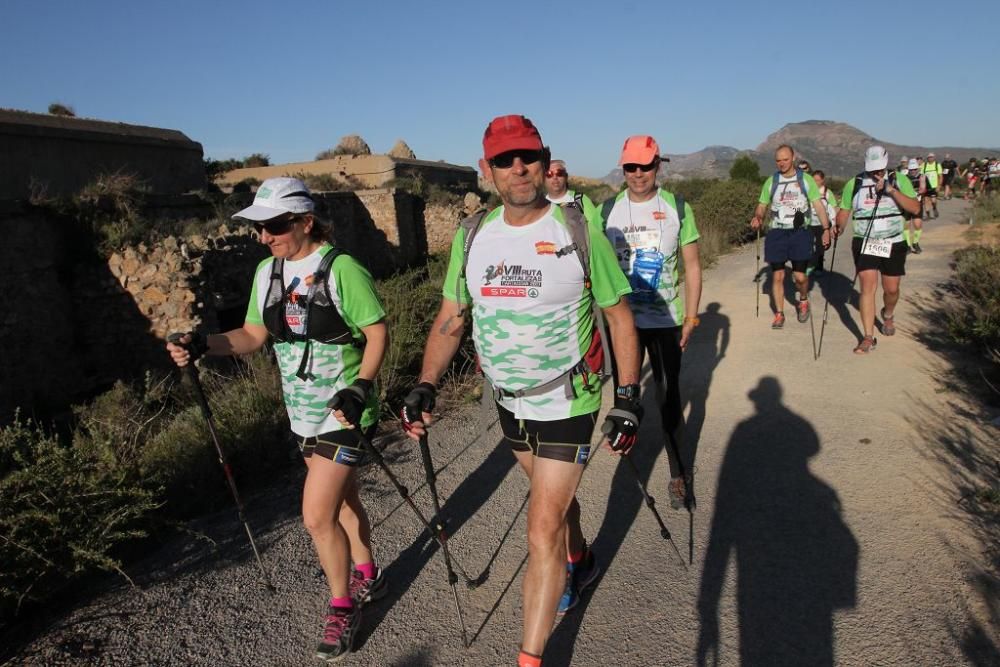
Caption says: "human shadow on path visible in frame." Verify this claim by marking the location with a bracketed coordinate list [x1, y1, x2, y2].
[696, 377, 859, 667]
[356, 436, 515, 648]
[814, 268, 864, 344]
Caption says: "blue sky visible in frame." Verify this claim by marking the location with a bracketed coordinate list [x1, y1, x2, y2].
[3, 0, 997, 177]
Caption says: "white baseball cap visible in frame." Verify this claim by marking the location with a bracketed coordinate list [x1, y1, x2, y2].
[864, 145, 889, 171]
[232, 177, 315, 221]
[907, 159, 919, 170]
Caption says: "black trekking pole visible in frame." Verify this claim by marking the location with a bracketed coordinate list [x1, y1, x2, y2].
[329, 398, 471, 648]
[816, 232, 840, 359]
[754, 228, 761, 318]
[620, 455, 686, 568]
[166, 334, 276, 593]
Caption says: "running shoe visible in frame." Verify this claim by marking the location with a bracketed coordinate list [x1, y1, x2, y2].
[350, 567, 387, 607]
[771, 313, 785, 329]
[933, 209, 939, 219]
[316, 605, 361, 662]
[912, 243, 922, 254]
[557, 548, 600, 614]
[796, 299, 811, 323]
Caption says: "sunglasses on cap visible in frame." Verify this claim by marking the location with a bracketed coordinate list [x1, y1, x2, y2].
[489, 149, 544, 169]
[253, 216, 301, 236]
[545, 169, 568, 178]
[622, 161, 658, 173]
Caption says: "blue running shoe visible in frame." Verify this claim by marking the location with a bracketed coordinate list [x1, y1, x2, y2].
[557, 548, 600, 615]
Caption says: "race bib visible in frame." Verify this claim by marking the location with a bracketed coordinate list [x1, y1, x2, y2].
[862, 238, 893, 258]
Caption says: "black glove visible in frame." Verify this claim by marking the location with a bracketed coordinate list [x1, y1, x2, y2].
[601, 387, 642, 454]
[327, 378, 373, 427]
[401, 382, 436, 434]
[167, 331, 209, 363]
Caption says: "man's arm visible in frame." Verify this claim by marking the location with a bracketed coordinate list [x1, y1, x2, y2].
[602, 300, 640, 386]
[419, 298, 466, 386]
[680, 242, 702, 350]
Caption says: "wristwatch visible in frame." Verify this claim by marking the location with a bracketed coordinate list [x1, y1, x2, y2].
[616, 384, 640, 403]
[684, 316, 700, 327]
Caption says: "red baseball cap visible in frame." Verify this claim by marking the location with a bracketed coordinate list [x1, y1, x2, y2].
[619, 135, 660, 166]
[482, 114, 544, 160]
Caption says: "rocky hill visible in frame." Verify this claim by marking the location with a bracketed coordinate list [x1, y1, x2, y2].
[603, 120, 998, 181]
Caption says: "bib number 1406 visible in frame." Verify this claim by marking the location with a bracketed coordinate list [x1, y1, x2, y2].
[862, 238, 893, 258]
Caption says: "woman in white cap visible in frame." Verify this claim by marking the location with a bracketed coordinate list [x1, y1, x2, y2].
[166, 177, 387, 661]
[835, 147, 920, 354]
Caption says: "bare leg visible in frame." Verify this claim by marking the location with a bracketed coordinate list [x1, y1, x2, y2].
[337, 475, 373, 566]
[302, 455, 353, 598]
[792, 270, 809, 301]
[771, 267, 786, 314]
[857, 269, 878, 338]
[881, 274, 901, 317]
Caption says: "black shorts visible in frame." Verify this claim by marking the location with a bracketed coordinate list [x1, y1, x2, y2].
[924, 186, 938, 197]
[497, 403, 598, 464]
[942, 174, 954, 186]
[851, 238, 907, 277]
[297, 426, 374, 466]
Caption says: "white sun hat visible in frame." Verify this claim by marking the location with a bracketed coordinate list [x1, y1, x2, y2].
[232, 177, 315, 221]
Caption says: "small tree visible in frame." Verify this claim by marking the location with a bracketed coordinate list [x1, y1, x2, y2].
[241, 153, 270, 168]
[48, 102, 76, 117]
[729, 154, 762, 183]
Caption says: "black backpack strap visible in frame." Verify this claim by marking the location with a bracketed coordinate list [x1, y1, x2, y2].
[455, 208, 490, 318]
[674, 193, 686, 224]
[600, 197, 616, 232]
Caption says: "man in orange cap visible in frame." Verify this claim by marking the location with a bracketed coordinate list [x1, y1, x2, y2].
[402, 115, 641, 667]
[599, 135, 703, 511]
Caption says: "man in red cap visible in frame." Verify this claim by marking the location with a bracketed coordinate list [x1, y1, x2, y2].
[401, 114, 641, 667]
[599, 135, 703, 510]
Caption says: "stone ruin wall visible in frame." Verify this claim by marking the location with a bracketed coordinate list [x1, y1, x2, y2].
[0, 189, 473, 421]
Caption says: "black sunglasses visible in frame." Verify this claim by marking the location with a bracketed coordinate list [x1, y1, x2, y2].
[489, 149, 544, 169]
[622, 161, 658, 173]
[253, 216, 299, 236]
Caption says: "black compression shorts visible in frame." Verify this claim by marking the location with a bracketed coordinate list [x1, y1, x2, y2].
[497, 403, 598, 464]
[297, 426, 374, 466]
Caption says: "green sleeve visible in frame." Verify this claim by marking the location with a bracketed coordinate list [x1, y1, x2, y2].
[581, 193, 604, 236]
[840, 179, 856, 211]
[678, 200, 700, 246]
[804, 173, 821, 202]
[441, 226, 470, 304]
[759, 177, 774, 205]
[244, 257, 273, 325]
[896, 174, 917, 198]
[333, 255, 385, 333]
[825, 190, 838, 209]
[588, 227, 631, 308]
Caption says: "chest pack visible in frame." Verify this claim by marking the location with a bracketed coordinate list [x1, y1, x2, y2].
[456, 197, 612, 399]
[262, 248, 363, 380]
[769, 169, 811, 227]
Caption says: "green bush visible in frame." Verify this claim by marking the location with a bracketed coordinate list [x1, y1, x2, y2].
[973, 192, 1000, 223]
[665, 177, 719, 205]
[729, 154, 762, 183]
[0, 413, 160, 620]
[689, 179, 760, 268]
[947, 245, 1000, 350]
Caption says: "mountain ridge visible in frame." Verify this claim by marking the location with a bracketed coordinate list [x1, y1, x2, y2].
[602, 120, 998, 183]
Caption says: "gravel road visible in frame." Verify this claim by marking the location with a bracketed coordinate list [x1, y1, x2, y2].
[6, 199, 998, 666]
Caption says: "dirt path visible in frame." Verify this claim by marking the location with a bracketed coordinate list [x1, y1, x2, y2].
[8, 200, 998, 666]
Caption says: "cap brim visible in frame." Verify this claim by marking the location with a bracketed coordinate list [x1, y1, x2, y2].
[231, 204, 290, 222]
[618, 150, 659, 166]
[484, 138, 545, 160]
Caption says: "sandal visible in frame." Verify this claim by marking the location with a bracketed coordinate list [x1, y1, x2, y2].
[880, 309, 896, 336]
[853, 336, 877, 354]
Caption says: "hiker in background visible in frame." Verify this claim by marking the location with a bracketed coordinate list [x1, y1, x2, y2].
[903, 159, 927, 254]
[897, 157, 909, 179]
[750, 145, 832, 330]
[599, 135, 703, 510]
[940, 154, 958, 200]
[835, 147, 920, 354]
[166, 177, 388, 662]
[962, 158, 979, 199]
[401, 115, 641, 667]
[808, 170, 839, 275]
[545, 158, 600, 225]
[921, 153, 943, 219]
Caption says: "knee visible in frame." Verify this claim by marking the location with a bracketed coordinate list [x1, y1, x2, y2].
[302, 505, 335, 537]
[527, 511, 565, 555]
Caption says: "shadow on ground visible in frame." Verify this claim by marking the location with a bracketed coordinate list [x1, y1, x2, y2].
[695, 376, 859, 666]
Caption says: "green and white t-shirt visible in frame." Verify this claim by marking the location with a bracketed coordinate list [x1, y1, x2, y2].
[245, 245, 385, 437]
[809, 187, 839, 227]
[601, 189, 700, 329]
[443, 204, 630, 421]
[840, 175, 918, 241]
[759, 172, 822, 230]
[921, 161, 943, 189]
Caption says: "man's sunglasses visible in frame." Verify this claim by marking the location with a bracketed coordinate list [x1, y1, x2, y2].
[253, 216, 299, 236]
[545, 169, 568, 178]
[489, 149, 544, 169]
[622, 161, 658, 173]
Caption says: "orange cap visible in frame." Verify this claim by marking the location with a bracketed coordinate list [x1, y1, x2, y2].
[618, 135, 660, 165]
